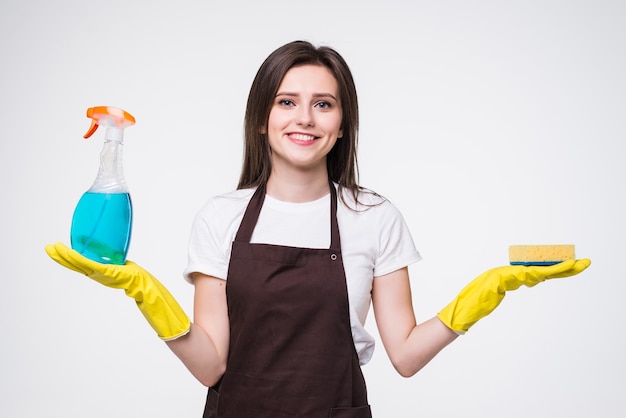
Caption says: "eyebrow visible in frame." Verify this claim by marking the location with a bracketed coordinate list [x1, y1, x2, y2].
[275, 92, 338, 101]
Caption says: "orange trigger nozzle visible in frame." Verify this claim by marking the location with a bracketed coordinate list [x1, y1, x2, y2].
[84, 120, 99, 139]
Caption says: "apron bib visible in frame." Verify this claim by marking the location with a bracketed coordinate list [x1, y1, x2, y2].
[203, 182, 371, 418]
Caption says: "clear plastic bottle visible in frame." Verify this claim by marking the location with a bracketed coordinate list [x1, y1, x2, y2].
[70, 106, 136, 264]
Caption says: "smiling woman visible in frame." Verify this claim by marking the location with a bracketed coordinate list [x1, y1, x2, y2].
[44, 40, 591, 418]
[238, 41, 361, 203]
[265, 64, 344, 197]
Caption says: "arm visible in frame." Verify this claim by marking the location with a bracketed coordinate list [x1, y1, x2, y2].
[373, 259, 592, 378]
[45, 243, 229, 387]
[372, 267, 458, 378]
[166, 273, 229, 387]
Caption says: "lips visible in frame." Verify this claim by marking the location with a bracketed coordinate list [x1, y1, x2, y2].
[288, 133, 317, 142]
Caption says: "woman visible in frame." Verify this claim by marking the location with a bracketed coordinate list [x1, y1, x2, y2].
[46, 40, 590, 417]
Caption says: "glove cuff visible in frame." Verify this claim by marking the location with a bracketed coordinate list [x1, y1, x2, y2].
[160, 322, 191, 341]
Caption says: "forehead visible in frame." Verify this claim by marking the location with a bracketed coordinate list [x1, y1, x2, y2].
[277, 64, 339, 94]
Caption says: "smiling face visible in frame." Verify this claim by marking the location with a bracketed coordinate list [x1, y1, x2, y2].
[265, 64, 343, 178]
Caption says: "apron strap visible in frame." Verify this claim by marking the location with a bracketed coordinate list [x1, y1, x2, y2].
[328, 181, 341, 252]
[234, 184, 266, 243]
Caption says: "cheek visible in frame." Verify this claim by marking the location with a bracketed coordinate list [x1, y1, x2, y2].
[265, 113, 286, 145]
[332, 115, 344, 136]
[267, 111, 287, 133]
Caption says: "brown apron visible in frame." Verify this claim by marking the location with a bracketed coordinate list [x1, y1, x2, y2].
[203, 182, 372, 417]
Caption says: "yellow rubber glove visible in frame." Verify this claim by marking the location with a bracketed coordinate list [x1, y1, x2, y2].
[437, 258, 591, 333]
[45, 242, 191, 341]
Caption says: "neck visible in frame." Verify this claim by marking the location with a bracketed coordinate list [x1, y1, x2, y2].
[266, 168, 330, 203]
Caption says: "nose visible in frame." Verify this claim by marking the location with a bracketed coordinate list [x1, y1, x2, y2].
[296, 106, 314, 127]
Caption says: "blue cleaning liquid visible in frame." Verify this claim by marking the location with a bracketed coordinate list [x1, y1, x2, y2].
[70, 192, 133, 264]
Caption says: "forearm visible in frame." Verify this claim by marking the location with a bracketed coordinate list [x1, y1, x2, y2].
[372, 268, 459, 378]
[391, 317, 458, 378]
[166, 323, 227, 387]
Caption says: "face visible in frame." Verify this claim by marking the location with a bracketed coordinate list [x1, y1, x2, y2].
[265, 64, 343, 176]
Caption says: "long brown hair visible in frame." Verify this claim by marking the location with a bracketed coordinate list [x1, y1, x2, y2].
[238, 40, 363, 205]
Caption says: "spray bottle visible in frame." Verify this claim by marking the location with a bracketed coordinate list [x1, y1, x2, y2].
[70, 106, 135, 264]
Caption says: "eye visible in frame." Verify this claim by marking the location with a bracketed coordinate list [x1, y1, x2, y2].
[315, 101, 332, 109]
[277, 99, 295, 107]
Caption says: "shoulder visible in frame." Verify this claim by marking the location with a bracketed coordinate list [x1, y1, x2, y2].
[337, 185, 399, 216]
[197, 188, 255, 214]
[337, 186, 411, 238]
[191, 188, 256, 229]
[209, 188, 256, 205]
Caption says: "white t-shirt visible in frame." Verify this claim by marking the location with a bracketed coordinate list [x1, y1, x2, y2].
[184, 185, 422, 365]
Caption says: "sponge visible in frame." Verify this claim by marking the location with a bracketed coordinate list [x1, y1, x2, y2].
[509, 245, 575, 266]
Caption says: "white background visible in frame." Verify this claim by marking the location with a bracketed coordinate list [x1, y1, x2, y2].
[2, 1, 624, 417]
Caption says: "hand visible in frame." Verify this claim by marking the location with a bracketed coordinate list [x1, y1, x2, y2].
[437, 259, 591, 333]
[45, 242, 191, 340]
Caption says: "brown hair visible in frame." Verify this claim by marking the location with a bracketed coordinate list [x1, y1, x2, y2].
[237, 40, 364, 205]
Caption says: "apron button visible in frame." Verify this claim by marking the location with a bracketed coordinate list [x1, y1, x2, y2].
[330, 253, 337, 261]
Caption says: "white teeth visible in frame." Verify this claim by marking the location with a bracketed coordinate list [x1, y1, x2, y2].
[290, 133, 316, 141]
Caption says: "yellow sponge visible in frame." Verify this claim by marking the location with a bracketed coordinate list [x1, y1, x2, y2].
[509, 245, 575, 266]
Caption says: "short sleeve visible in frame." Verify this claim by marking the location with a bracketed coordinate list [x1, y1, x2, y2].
[183, 190, 254, 283]
[373, 200, 421, 277]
